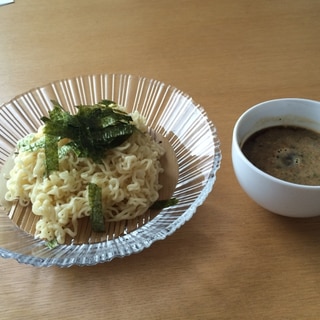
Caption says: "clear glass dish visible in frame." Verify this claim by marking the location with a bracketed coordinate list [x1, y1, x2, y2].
[0, 74, 221, 267]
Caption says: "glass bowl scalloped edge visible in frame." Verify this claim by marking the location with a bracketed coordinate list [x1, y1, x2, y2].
[0, 73, 221, 267]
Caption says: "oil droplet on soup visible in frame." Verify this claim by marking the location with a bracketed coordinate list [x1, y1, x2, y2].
[241, 126, 320, 186]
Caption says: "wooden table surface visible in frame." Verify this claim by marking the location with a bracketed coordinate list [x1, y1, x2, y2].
[1, 1, 320, 319]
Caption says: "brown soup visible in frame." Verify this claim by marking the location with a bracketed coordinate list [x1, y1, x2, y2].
[241, 125, 320, 186]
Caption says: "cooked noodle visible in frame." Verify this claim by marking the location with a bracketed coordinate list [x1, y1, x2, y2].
[4, 110, 165, 244]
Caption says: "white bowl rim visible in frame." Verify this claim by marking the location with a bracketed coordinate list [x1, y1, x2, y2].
[232, 97, 320, 190]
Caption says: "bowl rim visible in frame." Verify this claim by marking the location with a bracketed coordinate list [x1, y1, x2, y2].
[0, 73, 222, 267]
[232, 97, 320, 189]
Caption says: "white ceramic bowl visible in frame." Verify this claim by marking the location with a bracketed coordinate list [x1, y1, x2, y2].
[232, 98, 320, 218]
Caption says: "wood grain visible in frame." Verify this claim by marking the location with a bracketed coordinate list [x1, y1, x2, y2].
[1, 0, 320, 319]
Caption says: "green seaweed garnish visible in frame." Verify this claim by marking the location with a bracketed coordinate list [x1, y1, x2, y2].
[88, 183, 105, 233]
[46, 238, 59, 249]
[44, 134, 59, 175]
[150, 198, 179, 210]
[40, 100, 136, 175]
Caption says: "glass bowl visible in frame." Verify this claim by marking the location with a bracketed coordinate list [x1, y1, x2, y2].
[0, 74, 221, 267]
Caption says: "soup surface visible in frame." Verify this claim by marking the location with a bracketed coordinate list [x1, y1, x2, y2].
[242, 125, 320, 186]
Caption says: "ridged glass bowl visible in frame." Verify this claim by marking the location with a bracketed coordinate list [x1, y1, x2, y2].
[0, 74, 221, 267]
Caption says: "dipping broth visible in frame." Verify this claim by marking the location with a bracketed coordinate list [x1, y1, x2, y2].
[242, 125, 320, 186]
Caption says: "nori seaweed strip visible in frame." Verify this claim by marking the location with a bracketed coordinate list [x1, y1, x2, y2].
[88, 183, 106, 233]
